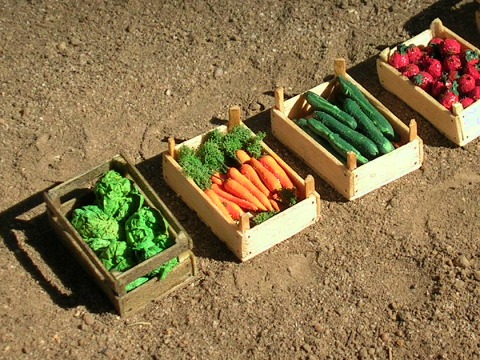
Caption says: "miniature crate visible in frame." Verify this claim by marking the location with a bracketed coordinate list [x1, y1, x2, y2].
[271, 58, 423, 201]
[44, 154, 197, 317]
[162, 106, 321, 262]
[377, 18, 480, 146]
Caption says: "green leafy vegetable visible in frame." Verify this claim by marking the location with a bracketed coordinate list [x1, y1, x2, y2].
[177, 125, 266, 189]
[178, 146, 212, 190]
[70, 170, 179, 292]
[71, 205, 120, 249]
[244, 131, 266, 159]
[94, 170, 144, 222]
[252, 211, 278, 226]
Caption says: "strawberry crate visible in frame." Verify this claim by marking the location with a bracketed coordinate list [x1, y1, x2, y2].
[377, 18, 480, 146]
[271, 58, 423, 201]
[44, 154, 197, 317]
[162, 106, 321, 262]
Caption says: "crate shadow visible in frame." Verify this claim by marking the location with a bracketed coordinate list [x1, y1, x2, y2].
[0, 190, 113, 315]
[403, 0, 479, 47]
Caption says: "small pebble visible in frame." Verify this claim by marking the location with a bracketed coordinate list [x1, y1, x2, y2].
[165, 89, 172, 96]
[214, 67, 224, 78]
[57, 42, 67, 51]
[453, 255, 470, 269]
[83, 313, 94, 325]
[249, 102, 261, 111]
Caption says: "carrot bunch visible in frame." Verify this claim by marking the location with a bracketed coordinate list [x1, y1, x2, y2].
[204, 149, 297, 222]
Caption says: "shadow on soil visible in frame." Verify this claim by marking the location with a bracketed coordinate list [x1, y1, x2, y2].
[0, 189, 113, 315]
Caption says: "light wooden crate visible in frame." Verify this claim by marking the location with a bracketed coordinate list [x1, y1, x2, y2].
[377, 18, 480, 146]
[271, 58, 423, 201]
[44, 154, 197, 317]
[162, 106, 321, 262]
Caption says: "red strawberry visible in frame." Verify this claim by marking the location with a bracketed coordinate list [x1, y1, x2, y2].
[443, 55, 462, 73]
[460, 49, 480, 66]
[459, 97, 474, 109]
[388, 44, 409, 70]
[464, 63, 480, 80]
[412, 71, 434, 92]
[439, 88, 459, 111]
[401, 63, 420, 78]
[458, 74, 476, 94]
[469, 86, 480, 100]
[441, 38, 461, 56]
[425, 37, 444, 58]
[425, 58, 443, 78]
[406, 44, 423, 64]
[431, 79, 447, 98]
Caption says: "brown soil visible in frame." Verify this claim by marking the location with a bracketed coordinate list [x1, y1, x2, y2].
[1, 1, 480, 359]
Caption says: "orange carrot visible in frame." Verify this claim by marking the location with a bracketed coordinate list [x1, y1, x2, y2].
[211, 183, 258, 212]
[236, 149, 251, 164]
[218, 197, 244, 221]
[239, 163, 270, 197]
[227, 167, 273, 211]
[259, 155, 295, 189]
[204, 189, 233, 220]
[248, 157, 282, 193]
[211, 172, 226, 185]
[223, 178, 268, 212]
[269, 198, 281, 212]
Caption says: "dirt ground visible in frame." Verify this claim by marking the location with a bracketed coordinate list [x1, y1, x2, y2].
[1, 0, 480, 359]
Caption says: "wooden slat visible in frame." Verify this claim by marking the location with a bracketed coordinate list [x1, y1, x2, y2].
[242, 193, 319, 262]
[118, 251, 197, 317]
[275, 87, 285, 112]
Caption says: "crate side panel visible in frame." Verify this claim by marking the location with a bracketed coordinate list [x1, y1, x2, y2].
[376, 59, 462, 144]
[459, 102, 480, 146]
[242, 194, 320, 261]
[118, 251, 197, 317]
[271, 109, 353, 199]
[350, 139, 423, 200]
[162, 153, 246, 259]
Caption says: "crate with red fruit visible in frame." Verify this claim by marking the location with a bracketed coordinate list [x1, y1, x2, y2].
[377, 18, 480, 146]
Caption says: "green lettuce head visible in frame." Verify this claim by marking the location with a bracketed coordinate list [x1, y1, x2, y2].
[70, 205, 119, 250]
[94, 170, 143, 223]
[125, 207, 172, 262]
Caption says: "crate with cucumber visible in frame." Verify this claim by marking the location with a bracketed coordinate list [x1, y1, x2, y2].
[271, 58, 424, 200]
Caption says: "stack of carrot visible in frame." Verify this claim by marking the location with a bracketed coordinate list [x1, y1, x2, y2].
[204, 150, 296, 221]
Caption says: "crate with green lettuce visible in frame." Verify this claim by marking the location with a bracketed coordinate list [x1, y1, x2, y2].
[44, 154, 197, 317]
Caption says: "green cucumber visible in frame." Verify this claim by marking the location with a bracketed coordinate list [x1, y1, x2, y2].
[337, 76, 396, 140]
[306, 119, 369, 165]
[341, 97, 395, 155]
[303, 91, 357, 129]
[296, 118, 346, 164]
[313, 111, 379, 160]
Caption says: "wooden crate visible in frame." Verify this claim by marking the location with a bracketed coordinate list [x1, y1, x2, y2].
[377, 18, 480, 146]
[44, 154, 198, 317]
[271, 58, 423, 201]
[162, 106, 321, 262]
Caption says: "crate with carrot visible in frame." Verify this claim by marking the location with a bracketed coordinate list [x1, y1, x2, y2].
[163, 106, 321, 262]
[271, 58, 423, 201]
[377, 18, 480, 146]
[44, 154, 197, 317]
